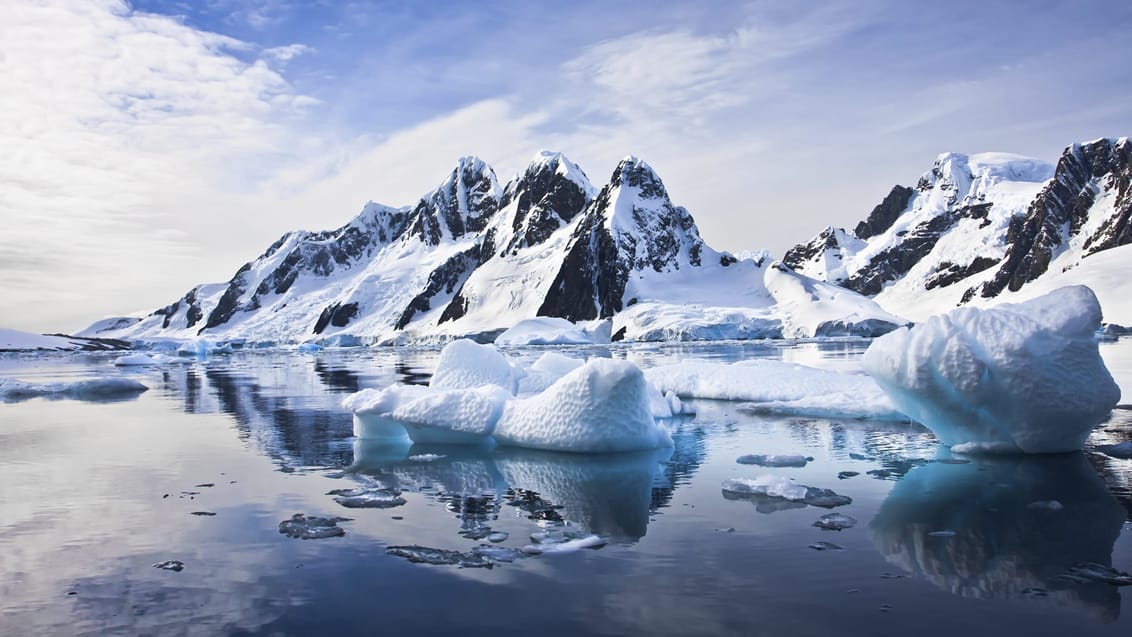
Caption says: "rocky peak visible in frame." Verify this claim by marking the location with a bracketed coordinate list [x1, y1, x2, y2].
[405, 156, 501, 245]
[498, 151, 595, 254]
[854, 185, 914, 240]
[609, 156, 669, 200]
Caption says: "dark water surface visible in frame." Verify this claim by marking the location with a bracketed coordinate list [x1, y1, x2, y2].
[2, 340, 1132, 636]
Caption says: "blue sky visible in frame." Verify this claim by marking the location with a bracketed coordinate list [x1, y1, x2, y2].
[2, 0, 1131, 332]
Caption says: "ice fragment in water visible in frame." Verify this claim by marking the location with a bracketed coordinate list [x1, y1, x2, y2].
[735, 454, 811, 468]
[721, 476, 851, 508]
[487, 531, 509, 543]
[153, 560, 184, 572]
[927, 530, 957, 538]
[810, 541, 843, 551]
[863, 286, 1121, 453]
[386, 545, 495, 568]
[327, 487, 406, 509]
[409, 453, 446, 462]
[521, 534, 606, 555]
[813, 513, 857, 530]
[278, 514, 351, 539]
[837, 471, 859, 480]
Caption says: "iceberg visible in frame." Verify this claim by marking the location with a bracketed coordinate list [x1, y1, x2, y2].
[863, 286, 1121, 453]
[720, 475, 851, 508]
[645, 360, 905, 420]
[429, 339, 522, 394]
[494, 317, 612, 346]
[392, 385, 511, 445]
[493, 358, 673, 453]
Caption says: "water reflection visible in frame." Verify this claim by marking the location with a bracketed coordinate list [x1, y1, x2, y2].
[871, 453, 1127, 621]
[347, 436, 694, 542]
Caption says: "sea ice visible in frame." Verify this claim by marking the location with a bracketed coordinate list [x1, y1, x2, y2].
[326, 487, 406, 509]
[393, 385, 511, 444]
[0, 377, 149, 402]
[278, 514, 351, 539]
[863, 286, 1121, 453]
[721, 475, 851, 508]
[736, 454, 811, 468]
[429, 339, 522, 394]
[341, 384, 429, 440]
[114, 353, 170, 366]
[645, 360, 905, 421]
[494, 317, 611, 346]
[813, 513, 858, 530]
[516, 352, 584, 395]
[493, 358, 673, 453]
[297, 342, 323, 353]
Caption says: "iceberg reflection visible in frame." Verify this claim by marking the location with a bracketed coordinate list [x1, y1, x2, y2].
[870, 453, 1127, 621]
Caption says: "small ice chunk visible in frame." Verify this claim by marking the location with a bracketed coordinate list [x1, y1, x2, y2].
[408, 453, 446, 462]
[297, 342, 322, 353]
[153, 560, 184, 572]
[1027, 500, 1064, 511]
[813, 513, 858, 530]
[810, 541, 843, 551]
[327, 487, 406, 509]
[838, 471, 859, 480]
[487, 531, 509, 543]
[430, 339, 522, 394]
[736, 454, 811, 468]
[521, 534, 606, 555]
[722, 476, 851, 508]
[469, 544, 526, 563]
[494, 359, 673, 453]
[278, 514, 351, 539]
[385, 545, 494, 568]
[114, 353, 165, 366]
[863, 286, 1121, 453]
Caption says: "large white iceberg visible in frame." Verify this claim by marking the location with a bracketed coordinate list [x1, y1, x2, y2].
[862, 286, 1121, 453]
[645, 360, 905, 420]
[494, 358, 673, 453]
[341, 341, 673, 453]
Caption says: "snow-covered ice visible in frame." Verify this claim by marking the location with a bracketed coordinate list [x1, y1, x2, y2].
[0, 377, 149, 402]
[813, 513, 858, 530]
[494, 317, 611, 346]
[493, 358, 673, 453]
[645, 360, 905, 420]
[278, 514, 351, 539]
[429, 339, 522, 394]
[863, 286, 1121, 453]
[326, 487, 406, 509]
[393, 385, 511, 445]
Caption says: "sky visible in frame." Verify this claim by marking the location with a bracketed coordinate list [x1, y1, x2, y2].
[2, 0, 1131, 333]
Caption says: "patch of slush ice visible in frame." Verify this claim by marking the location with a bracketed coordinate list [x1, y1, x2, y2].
[721, 475, 851, 508]
[0, 377, 149, 402]
[813, 513, 858, 530]
[736, 454, 811, 468]
[430, 339, 523, 394]
[494, 358, 673, 453]
[278, 514, 351, 539]
[645, 360, 905, 420]
[863, 286, 1121, 453]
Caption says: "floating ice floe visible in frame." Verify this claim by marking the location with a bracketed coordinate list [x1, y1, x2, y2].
[494, 317, 612, 346]
[736, 454, 812, 468]
[720, 475, 851, 508]
[0, 377, 149, 402]
[863, 286, 1121, 454]
[645, 360, 905, 420]
[297, 342, 323, 353]
[342, 340, 675, 453]
[278, 513, 351, 539]
[516, 352, 584, 395]
[326, 487, 406, 509]
[813, 513, 858, 530]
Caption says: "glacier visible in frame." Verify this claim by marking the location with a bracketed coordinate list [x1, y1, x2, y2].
[862, 286, 1121, 453]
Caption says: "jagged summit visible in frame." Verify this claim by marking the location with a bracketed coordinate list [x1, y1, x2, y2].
[786, 137, 1131, 321]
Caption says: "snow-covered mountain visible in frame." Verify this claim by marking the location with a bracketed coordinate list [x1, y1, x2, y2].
[784, 138, 1131, 321]
[83, 151, 904, 344]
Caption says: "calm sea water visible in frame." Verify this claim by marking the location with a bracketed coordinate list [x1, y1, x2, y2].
[2, 340, 1132, 636]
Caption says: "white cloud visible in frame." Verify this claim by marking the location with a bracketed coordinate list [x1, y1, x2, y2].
[0, 0, 312, 332]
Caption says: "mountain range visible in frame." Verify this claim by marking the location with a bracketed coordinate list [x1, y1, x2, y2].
[79, 137, 1131, 345]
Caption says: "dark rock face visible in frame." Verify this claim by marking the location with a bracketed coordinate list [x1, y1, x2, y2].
[975, 138, 1132, 299]
[153, 286, 205, 329]
[854, 185, 915, 240]
[782, 227, 844, 275]
[844, 203, 992, 296]
[924, 256, 998, 291]
[537, 213, 623, 321]
[396, 246, 481, 330]
[500, 155, 592, 255]
[313, 302, 359, 334]
[405, 158, 499, 246]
